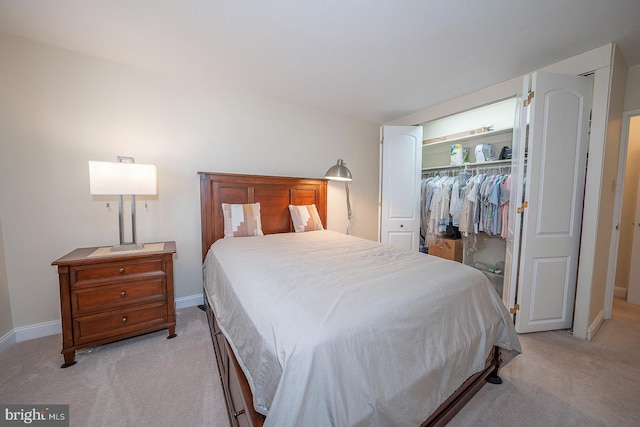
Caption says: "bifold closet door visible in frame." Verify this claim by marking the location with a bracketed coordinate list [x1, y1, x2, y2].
[379, 126, 422, 251]
[514, 72, 593, 334]
[503, 88, 525, 316]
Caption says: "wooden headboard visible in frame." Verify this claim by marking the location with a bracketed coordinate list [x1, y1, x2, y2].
[199, 172, 328, 260]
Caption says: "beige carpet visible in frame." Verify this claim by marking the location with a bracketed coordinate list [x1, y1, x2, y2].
[449, 297, 640, 427]
[0, 307, 230, 427]
[1, 299, 639, 426]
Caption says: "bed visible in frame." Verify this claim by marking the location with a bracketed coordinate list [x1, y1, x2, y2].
[199, 172, 521, 427]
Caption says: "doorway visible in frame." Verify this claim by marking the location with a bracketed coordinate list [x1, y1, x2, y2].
[607, 110, 640, 318]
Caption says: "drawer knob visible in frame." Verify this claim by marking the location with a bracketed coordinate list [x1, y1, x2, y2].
[121, 317, 127, 323]
[119, 267, 125, 273]
[120, 291, 126, 297]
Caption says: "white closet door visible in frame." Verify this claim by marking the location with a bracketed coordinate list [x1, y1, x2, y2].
[515, 72, 593, 333]
[503, 80, 527, 316]
[379, 126, 423, 251]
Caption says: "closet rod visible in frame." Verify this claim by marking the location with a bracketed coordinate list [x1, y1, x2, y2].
[422, 161, 512, 176]
[474, 164, 511, 173]
[421, 158, 512, 173]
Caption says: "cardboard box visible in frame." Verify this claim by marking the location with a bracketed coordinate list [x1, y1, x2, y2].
[428, 238, 463, 262]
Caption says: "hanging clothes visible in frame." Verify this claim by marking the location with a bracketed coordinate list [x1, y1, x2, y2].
[450, 171, 471, 227]
[420, 168, 511, 253]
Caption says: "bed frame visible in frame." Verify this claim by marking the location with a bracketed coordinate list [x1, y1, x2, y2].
[199, 171, 502, 427]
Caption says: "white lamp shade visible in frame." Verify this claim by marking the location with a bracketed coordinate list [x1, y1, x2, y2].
[89, 161, 158, 195]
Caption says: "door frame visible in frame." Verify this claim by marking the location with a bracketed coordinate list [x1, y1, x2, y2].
[512, 72, 593, 333]
[606, 108, 640, 318]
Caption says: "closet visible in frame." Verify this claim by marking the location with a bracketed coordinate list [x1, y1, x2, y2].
[380, 71, 593, 334]
[420, 98, 517, 298]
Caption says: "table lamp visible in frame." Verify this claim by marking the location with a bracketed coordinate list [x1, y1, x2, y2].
[88, 156, 157, 250]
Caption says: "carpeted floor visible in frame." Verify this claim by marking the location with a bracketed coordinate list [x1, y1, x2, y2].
[449, 297, 640, 427]
[1, 298, 639, 426]
[0, 307, 230, 427]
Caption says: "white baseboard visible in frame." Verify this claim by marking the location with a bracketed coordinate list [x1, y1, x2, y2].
[14, 320, 62, 342]
[0, 329, 17, 354]
[0, 293, 203, 354]
[586, 308, 605, 341]
[175, 293, 203, 309]
[614, 286, 627, 298]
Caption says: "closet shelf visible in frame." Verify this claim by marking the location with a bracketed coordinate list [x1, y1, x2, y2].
[422, 127, 512, 146]
[422, 158, 512, 172]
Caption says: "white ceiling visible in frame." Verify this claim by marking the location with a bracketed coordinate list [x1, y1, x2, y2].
[1, 0, 640, 123]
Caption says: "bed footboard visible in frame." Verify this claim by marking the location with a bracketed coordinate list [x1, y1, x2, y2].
[203, 291, 501, 427]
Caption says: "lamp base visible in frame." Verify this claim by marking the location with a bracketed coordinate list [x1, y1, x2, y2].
[110, 243, 144, 252]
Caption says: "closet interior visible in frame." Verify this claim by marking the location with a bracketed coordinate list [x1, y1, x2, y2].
[419, 98, 521, 297]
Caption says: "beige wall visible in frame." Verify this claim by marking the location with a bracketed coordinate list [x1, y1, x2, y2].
[0, 216, 13, 337]
[614, 65, 640, 290]
[624, 65, 640, 111]
[0, 32, 380, 330]
[616, 116, 640, 290]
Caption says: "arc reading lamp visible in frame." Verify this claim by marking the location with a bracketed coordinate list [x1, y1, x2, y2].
[88, 156, 157, 251]
[324, 158, 353, 235]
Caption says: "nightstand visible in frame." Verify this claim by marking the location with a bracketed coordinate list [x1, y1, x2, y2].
[52, 241, 176, 368]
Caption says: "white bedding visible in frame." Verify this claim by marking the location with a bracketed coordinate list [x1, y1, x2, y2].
[203, 230, 521, 427]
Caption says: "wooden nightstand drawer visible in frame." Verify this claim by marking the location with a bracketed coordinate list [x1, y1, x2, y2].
[71, 259, 164, 286]
[72, 278, 166, 315]
[73, 301, 167, 344]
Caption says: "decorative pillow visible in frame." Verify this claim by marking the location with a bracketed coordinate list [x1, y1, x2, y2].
[289, 204, 324, 232]
[222, 203, 264, 238]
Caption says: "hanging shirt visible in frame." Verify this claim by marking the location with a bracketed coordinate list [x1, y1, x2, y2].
[451, 171, 471, 227]
[501, 175, 512, 238]
[488, 175, 504, 236]
[472, 174, 486, 234]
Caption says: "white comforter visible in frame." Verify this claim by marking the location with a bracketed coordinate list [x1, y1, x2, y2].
[203, 230, 521, 427]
